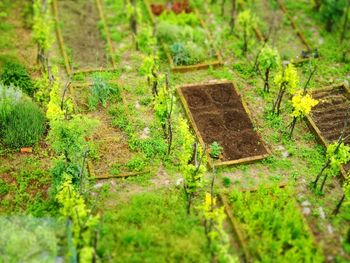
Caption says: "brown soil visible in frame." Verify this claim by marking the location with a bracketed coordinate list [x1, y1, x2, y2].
[311, 85, 350, 173]
[311, 86, 350, 142]
[180, 82, 268, 162]
[57, 0, 108, 69]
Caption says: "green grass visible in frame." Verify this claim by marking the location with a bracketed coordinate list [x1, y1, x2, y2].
[97, 190, 210, 263]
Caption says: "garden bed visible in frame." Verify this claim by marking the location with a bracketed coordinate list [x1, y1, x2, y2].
[224, 186, 323, 262]
[306, 83, 350, 179]
[69, 83, 134, 179]
[177, 81, 270, 167]
[143, 0, 223, 72]
[53, 0, 115, 75]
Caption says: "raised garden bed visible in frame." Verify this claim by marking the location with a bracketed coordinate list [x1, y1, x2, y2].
[143, 0, 223, 72]
[68, 82, 134, 179]
[177, 81, 270, 167]
[306, 83, 350, 179]
[223, 186, 323, 262]
[52, 0, 116, 75]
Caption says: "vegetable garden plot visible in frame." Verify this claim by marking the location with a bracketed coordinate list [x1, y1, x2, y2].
[306, 84, 350, 178]
[69, 84, 134, 178]
[227, 187, 323, 262]
[53, 0, 115, 74]
[177, 81, 270, 166]
[143, 0, 223, 72]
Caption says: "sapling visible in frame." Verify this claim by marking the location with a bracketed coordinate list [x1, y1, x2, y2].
[236, 10, 256, 54]
[257, 46, 280, 93]
[56, 176, 100, 263]
[33, 0, 52, 71]
[200, 193, 234, 262]
[272, 63, 299, 115]
[312, 113, 350, 192]
[154, 73, 174, 155]
[333, 178, 349, 215]
[289, 92, 318, 138]
[289, 66, 318, 138]
[140, 55, 159, 97]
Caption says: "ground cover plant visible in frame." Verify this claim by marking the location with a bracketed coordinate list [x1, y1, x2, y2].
[229, 186, 324, 262]
[0, 0, 350, 262]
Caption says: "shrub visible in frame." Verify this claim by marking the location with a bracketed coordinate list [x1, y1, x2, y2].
[0, 85, 45, 148]
[0, 61, 35, 96]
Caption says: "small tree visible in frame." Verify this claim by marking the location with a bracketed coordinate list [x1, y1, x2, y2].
[289, 91, 319, 138]
[236, 10, 256, 54]
[272, 63, 299, 115]
[56, 176, 100, 262]
[258, 46, 280, 93]
[33, 0, 53, 71]
[312, 141, 350, 193]
[140, 55, 159, 97]
[154, 73, 174, 155]
[176, 117, 207, 214]
[320, 0, 346, 32]
[200, 193, 236, 262]
[333, 178, 349, 215]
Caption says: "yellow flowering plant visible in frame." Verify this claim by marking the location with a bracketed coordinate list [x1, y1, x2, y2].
[291, 91, 319, 119]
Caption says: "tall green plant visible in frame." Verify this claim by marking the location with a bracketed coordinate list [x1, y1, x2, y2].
[0, 85, 45, 148]
[258, 46, 280, 93]
[237, 10, 256, 54]
[33, 0, 53, 69]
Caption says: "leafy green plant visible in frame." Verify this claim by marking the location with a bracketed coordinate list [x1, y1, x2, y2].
[222, 176, 231, 187]
[257, 45, 280, 92]
[33, 0, 52, 67]
[97, 190, 211, 262]
[56, 176, 99, 262]
[88, 77, 119, 110]
[0, 85, 45, 148]
[236, 10, 257, 54]
[199, 193, 236, 262]
[289, 91, 319, 138]
[47, 115, 98, 164]
[272, 63, 299, 115]
[0, 61, 35, 96]
[170, 42, 191, 65]
[313, 141, 350, 192]
[156, 12, 210, 66]
[209, 141, 223, 159]
[136, 26, 156, 54]
[0, 178, 9, 196]
[320, 0, 346, 32]
[229, 186, 324, 262]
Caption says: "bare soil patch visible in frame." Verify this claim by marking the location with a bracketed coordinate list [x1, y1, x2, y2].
[179, 82, 268, 162]
[57, 0, 108, 69]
